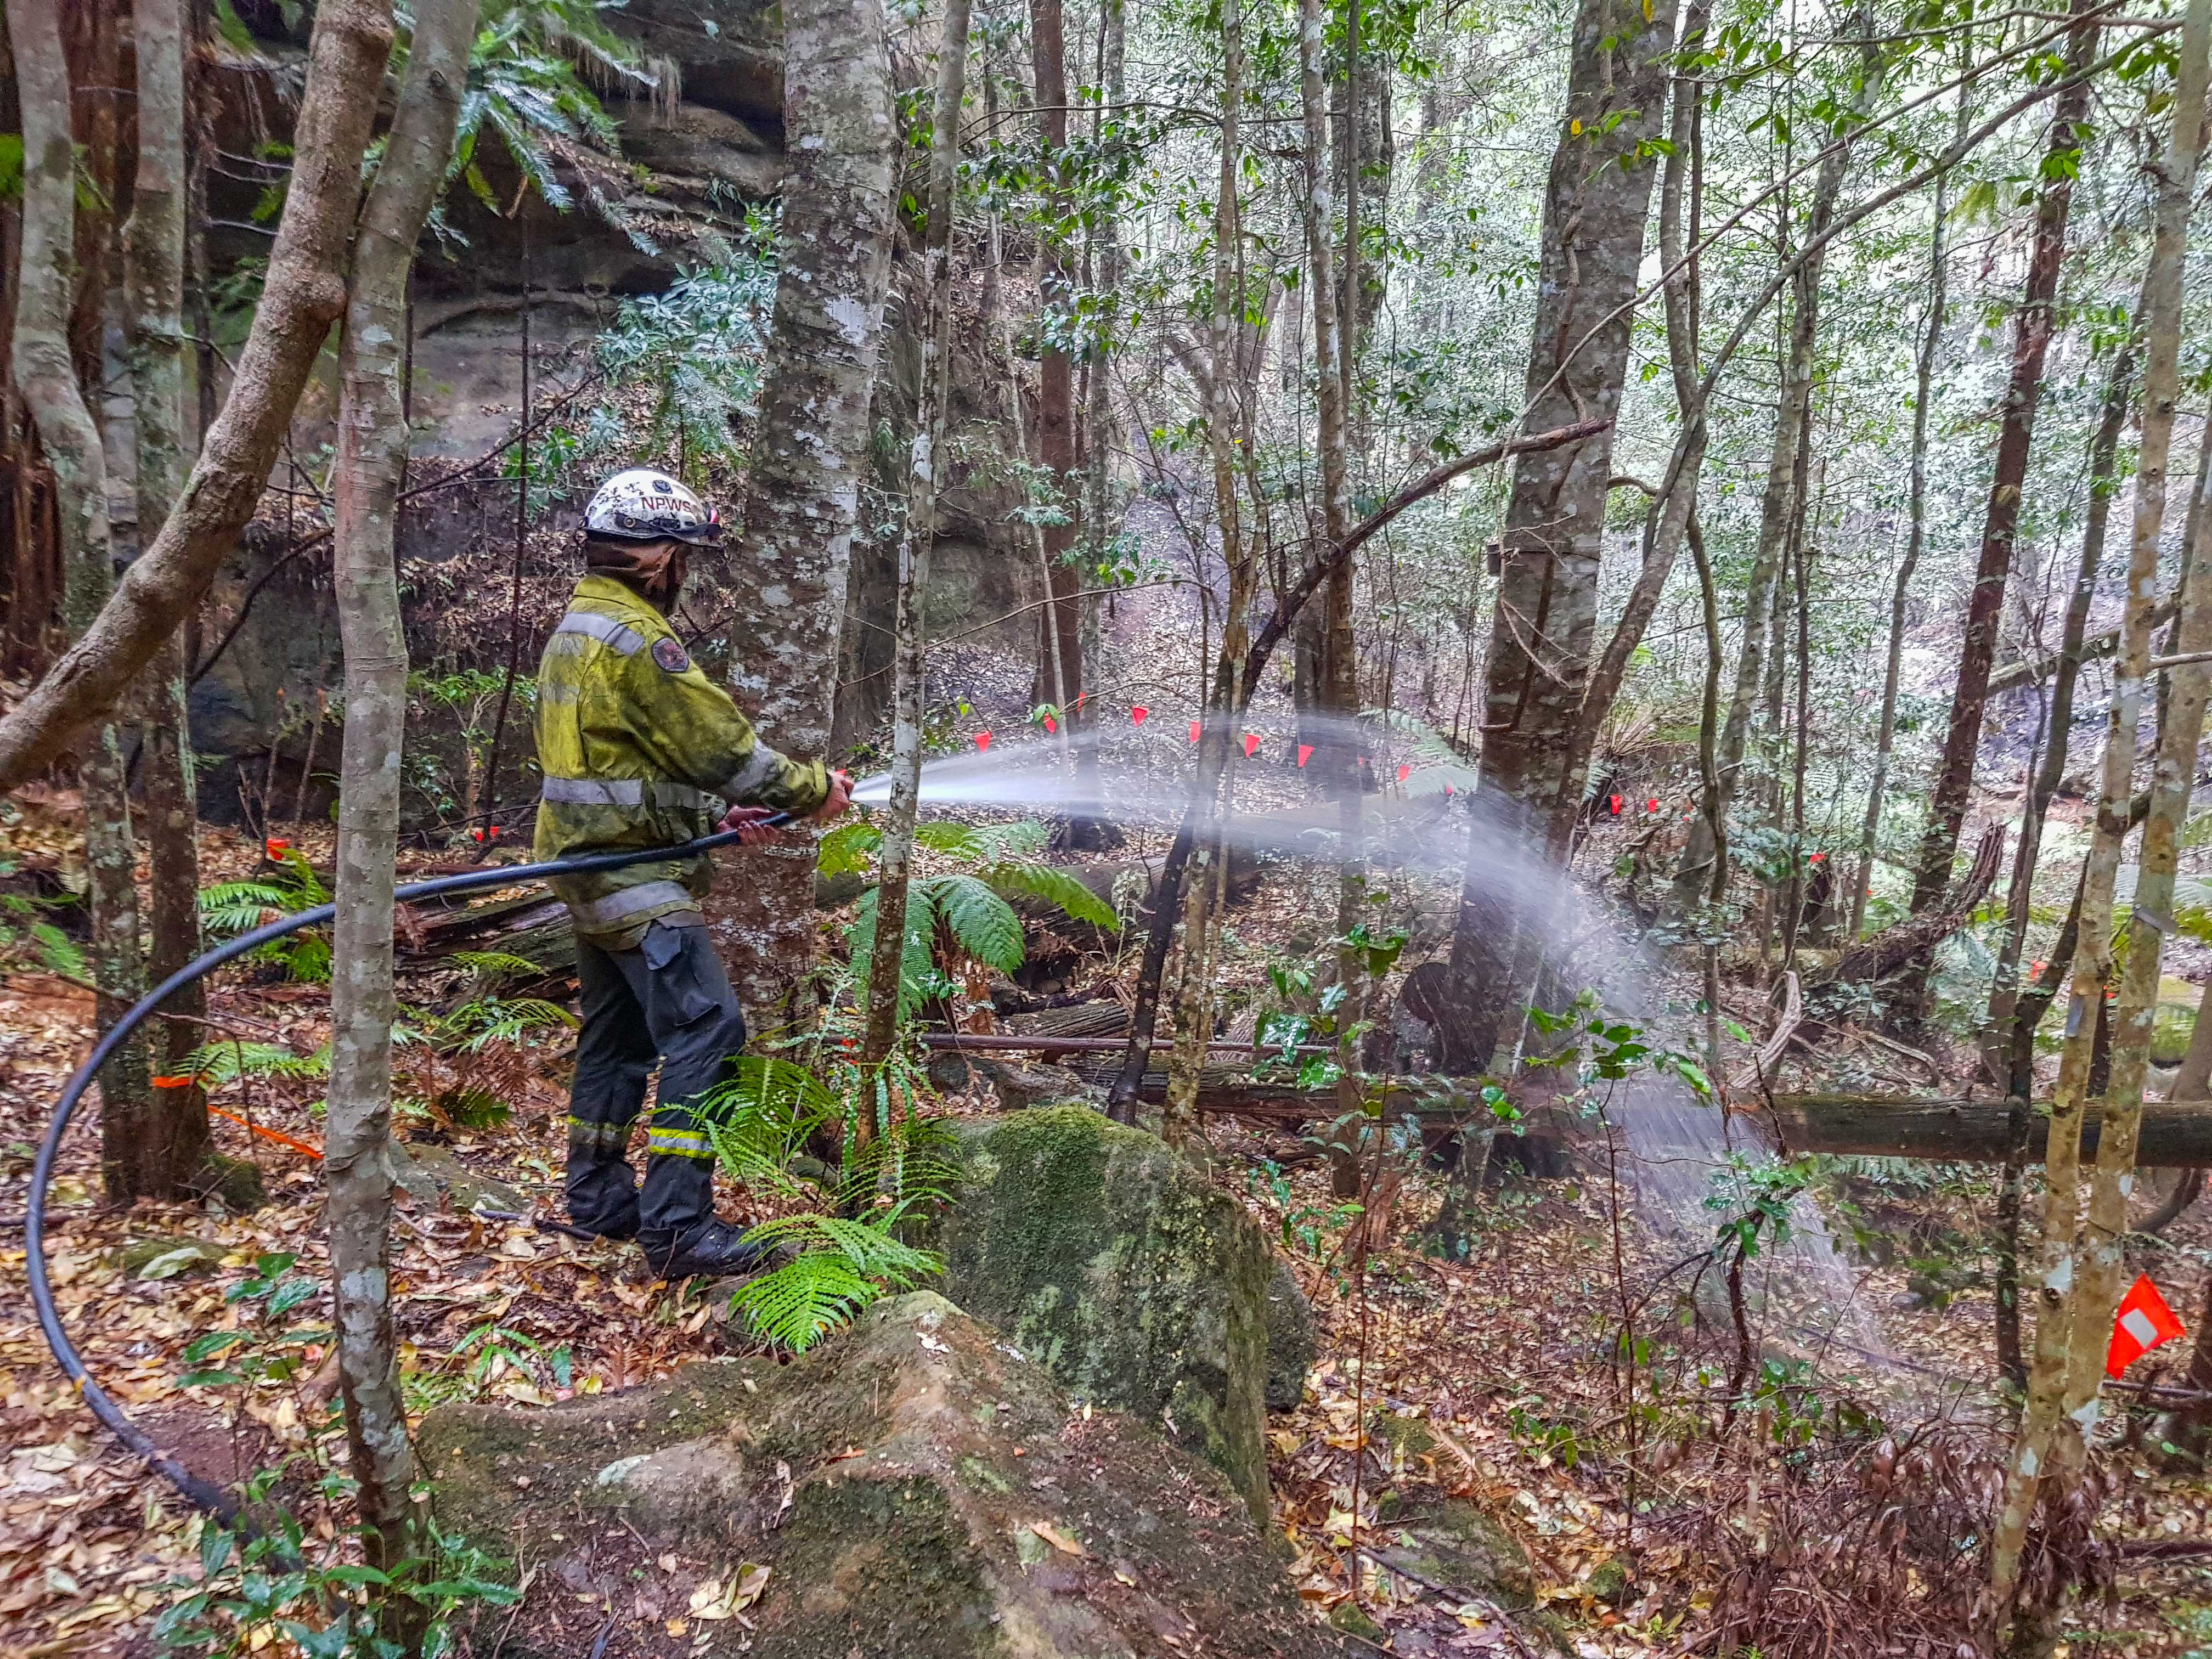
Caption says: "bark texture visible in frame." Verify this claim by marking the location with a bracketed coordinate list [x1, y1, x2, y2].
[8, 0, 154, 1194]
[859, 0, 970, 1077]
[326, 0, 478, 1583]
[1990, 0, 2210, 1615]
[1443, 0, 1676, 1066]
[1911, 9, 2096, 916]
[127, 0, 213, 1166]
[709, 0, 895, 1026]
[0, 0, 398, 788]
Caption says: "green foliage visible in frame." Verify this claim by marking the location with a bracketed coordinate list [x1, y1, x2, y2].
[1703, 1153, 1818, 1262]
[197, 848, 331, 983]
[155, 1501, 517, 1659]
[589, 255, 779, 483]
[441, 0, 652, 241]
[842, 817, 1116, 1022]
[180, 1041, 332, 1088]
[697, 1057, 958, 1351]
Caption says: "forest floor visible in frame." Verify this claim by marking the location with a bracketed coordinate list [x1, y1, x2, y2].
[3, 708, 2212, 1655]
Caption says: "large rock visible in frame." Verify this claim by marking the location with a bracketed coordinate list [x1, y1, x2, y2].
[932, 1107, 1284, 1519]
[421, 1293, 1343, 1658]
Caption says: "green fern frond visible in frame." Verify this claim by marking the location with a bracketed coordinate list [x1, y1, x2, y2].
[817, 820, 883, 878]
[725, 1251, 877, 1352]
[197, 881, 290, 939]
[182, 1041, 331, 1086]
[976, 860, 1118, 929]
[847, 884, 944, 1018]
[450, 950, 546, 980]
[914, 821, 985, 859]
[923, 874, 1024, 974]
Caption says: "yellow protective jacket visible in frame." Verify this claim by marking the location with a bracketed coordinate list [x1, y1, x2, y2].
[532, 574, 828, 946]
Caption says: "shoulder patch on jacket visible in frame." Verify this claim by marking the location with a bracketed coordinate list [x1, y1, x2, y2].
[651, 637, 691, 674]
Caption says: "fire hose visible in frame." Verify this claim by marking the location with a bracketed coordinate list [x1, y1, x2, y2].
[23, 814, 794, 1521]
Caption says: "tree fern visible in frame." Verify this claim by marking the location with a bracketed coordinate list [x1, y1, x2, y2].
[975, 860, 1118, 929]
[924, 874, 1024, 974]
[847, 883, 947, 1020]
[197, 880, 291, 939]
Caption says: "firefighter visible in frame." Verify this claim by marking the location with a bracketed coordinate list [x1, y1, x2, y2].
[533, 468, 851, 1279]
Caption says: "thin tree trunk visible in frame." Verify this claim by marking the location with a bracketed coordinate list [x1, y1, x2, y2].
[1991, 0, 2210, 1616]
[1852, 115, 1958, 939]
[1163, 0, 1246, 1150]
[1029, 0, 1085, 735]
[709, 0, 894, 1026]
[1443, 0, 1678, 1067]
[0, 0, 398, 789]
[8, 0, 154, 1198]
[1983, 345, 2137, 1077]
[1569, 0, 1709, 783]
[1670, 54, 1858, 915]
[127, 0, 213, 1177]
[859, 0, 971, 1086]
[325, 0, 477, 1591]
[1068, 0, 1122, 848]
[1912, 3, 2098, 918]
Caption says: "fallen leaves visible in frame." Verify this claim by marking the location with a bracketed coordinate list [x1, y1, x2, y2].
[1028, 1519, 1085, 1556]
[687, 1561, 770, 1620]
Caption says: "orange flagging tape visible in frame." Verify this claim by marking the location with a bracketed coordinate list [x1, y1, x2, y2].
[207, 1104, 324, 1160]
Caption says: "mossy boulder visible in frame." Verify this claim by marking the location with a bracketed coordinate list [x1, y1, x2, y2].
[929, 1107, 1284, 1518]
[1372, 1500, 1535, 1609]
[1266, 1256, 1317, 1409]
[395, 1144, 527, 1216]
[420, 1293, 1345, 1659]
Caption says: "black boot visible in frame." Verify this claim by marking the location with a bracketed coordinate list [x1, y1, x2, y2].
[642, 1218, 772, 1281]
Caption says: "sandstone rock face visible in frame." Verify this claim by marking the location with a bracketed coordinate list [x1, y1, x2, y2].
[421, 1293, 1344, 1659]
[931, 1108, 1285, 1519]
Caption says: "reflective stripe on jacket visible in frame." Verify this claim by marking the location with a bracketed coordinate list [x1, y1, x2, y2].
[532, 574, 828, 945]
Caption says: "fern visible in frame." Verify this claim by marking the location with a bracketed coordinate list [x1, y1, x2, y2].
[924, 874, 1024, 974]
[913, 821, 985, 860]
[724, 1251, 880, 1352]
[975, 860, 1118, 929]
[182, 1041, 332, 1086]
[450, 950, 546, 982]
[696, 1065, 958, 1352]
[817, 821, 884, 878]
[847, 884, 947, 1020]
[198, 880, 291, 939]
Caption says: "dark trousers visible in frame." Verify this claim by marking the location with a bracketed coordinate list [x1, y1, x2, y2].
[566, 919, 748, 1248]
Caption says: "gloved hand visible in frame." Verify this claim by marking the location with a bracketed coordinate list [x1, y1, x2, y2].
[715, 804, 787, 845]
[810, 769, 854, 822]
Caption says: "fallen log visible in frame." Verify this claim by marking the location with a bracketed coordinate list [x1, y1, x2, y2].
[1760, 1094, 2212, 1167]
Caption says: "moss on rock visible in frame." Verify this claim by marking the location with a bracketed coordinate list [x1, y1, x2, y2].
[930, 1107, 1280, 1517]
[422, 1293, 1345, 1659]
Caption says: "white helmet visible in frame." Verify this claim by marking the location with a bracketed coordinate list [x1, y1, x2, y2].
[583, 469, 724, 545]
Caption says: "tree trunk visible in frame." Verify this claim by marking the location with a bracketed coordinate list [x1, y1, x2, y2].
[0, 0, 399, 790]
[1990, 0, 2210, 1618]
[1441, 0, 1677, 1067]
[1669, 59, 1857, 916]
[326, 0, 477, 1592]
[859, 0, 971, 1084]
[126, 0, 213, 1181]
[8, 0, 155, 1198]
[1852, 103, 1959, 940]
[1983, 344, 2137, 1080]
[709, 0, 894, 1027]
[1912, 5, 2098, 917]
[1567, 0, 1709, 810]
[1028, 0, 1085, 737]
[1162, 0, 1248, 1150]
